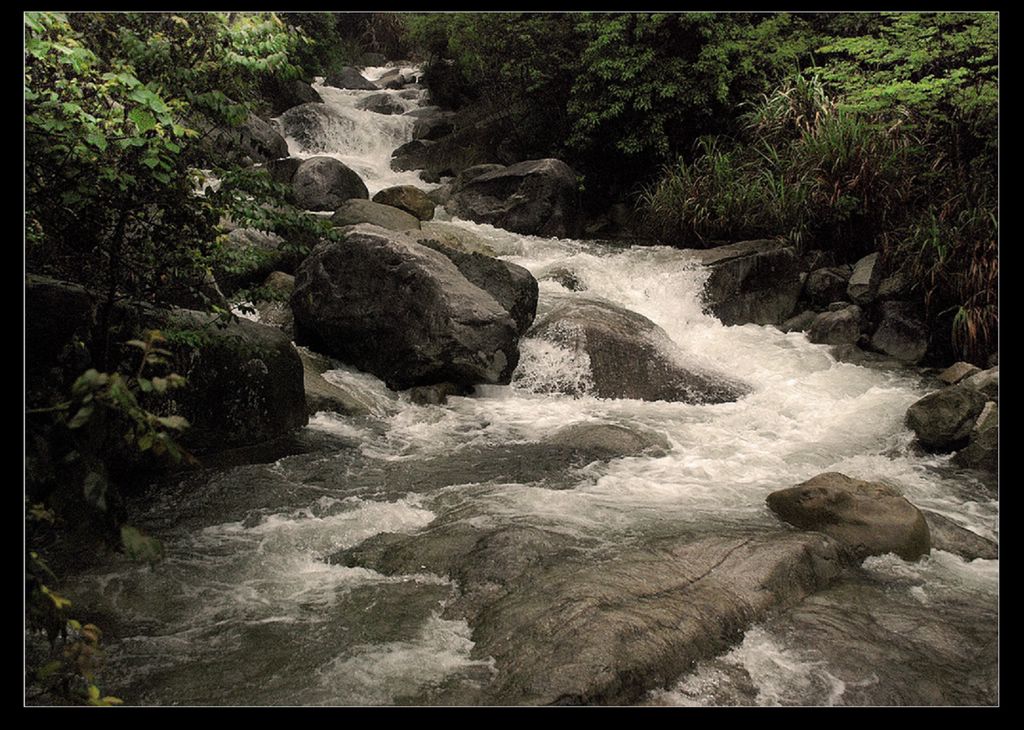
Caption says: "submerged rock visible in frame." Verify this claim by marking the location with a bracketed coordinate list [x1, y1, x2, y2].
[547, 422, 670, 458]
[767, 472, 930, 562]
[291, 224, 520, 390]
[920, 509, 998, 561]
[415, 221, 496, 256]
[906, 384, 987, 452]
[298, 348, 374, 417]
[446, 158, 583, 238]
[278, 103, 355, 153]
[686, 239, 802, 326]
[526, 298, 749, 404]
[292, 156, 369, 212]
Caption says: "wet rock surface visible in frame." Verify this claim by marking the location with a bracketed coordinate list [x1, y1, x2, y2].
[526, 298, 750, 404]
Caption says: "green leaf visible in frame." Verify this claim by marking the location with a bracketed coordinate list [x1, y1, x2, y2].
[67, 404, 94, 429]
[151, 377, 168, 394]
[156, 415, 189, 431]
[137, 377, 153, 393]
[120, 525, 164, 564]
[84, 131, 108, 151]
[129, 108, 157, 133]
[83, 471, 107, 509]
[37, 660, 63, 680]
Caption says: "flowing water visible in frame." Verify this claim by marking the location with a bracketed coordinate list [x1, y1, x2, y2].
[57, 65, 998, 706]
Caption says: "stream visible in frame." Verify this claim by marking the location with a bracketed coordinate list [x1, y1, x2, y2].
[58, 65, 999, 707]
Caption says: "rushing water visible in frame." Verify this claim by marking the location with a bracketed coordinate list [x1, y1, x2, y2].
[56, 64, 998, 706]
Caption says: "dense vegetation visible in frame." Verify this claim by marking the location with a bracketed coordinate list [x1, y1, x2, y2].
[401, 11, 998, 364]
[24, 11, 997, 705]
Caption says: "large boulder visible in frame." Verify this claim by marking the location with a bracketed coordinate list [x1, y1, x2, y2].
[372, 185, 436, 221]
[685, 239, 803, 326]
[374, 68, 406, 89]
[446, 159, 583, 238]
[525, 299, 749, 403]
[325, 66, 379, 90]
[767, 472, 930, 562]
[261, 77, 323, 115]
[847, 253, 883, 306]
[331, 199, 421, 231]
[808, 305, 863, 345]
[25, 277, 307, 454]
[905, 383, 988, 452]
[155, 310, 308, 450]
[290, 224, 520, 390]
[278, 103, 356, 154]
[547, 422, 670, 458]
[869, 301, 929, 363]
[292, 156, 368, 211]
[354, 93, 405, 115]
[954, 400, 998, 473]
[416, 239, 538, 334]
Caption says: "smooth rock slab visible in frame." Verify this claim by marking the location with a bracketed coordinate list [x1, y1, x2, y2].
[921, 509, 998, 561]
[336, 526, 846, 705]
[847, 253, 883, 305]
[767, 472, 930, 562]
[372, 185, 436, 221]
[332, 199, 421, 231]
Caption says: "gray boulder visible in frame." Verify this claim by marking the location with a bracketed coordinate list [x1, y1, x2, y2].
[870, 301, 929, 363]
[355, 93, 405, 115]
[417, 239, 538, 334]
[686, 239, 802, 326]
[804, 266, 852, 307]
[325, 66, 379, 90]
[767, 472, 930, 562]
[375, 68, 405, 89]
[954, 400, 998, 473]
[962, 367, 998, 401]
[446, 158, 582, 238]
[292, 156, 369, 211]
[808, 305, 863, 345]
[526, 299, 749, 404]
[372, 185, 436, 221]
[906, 383, 988, 451]
[331, 199, 421, 231]
[937, 362, 981, 386]
[290, 224, 520, 389]
[847, 253, 883, 305]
